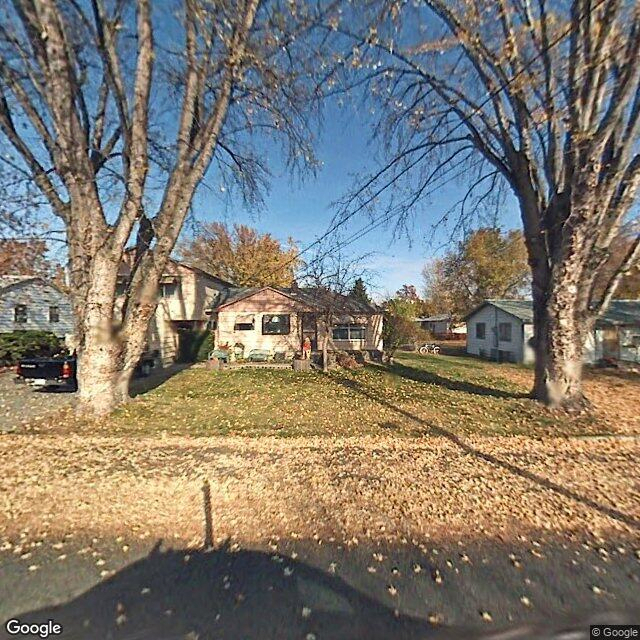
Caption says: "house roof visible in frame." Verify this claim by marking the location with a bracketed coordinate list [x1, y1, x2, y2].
[415, 314, 451, 323]
[289, 287, 381, 315]
[0, 275, 66, 296]
[464, 298, 640, 326]
[213, 287, 272, 309]
[210, 285, 381, 315]
[477, 299, 535, 323]
[597, 300, 640, 326]
[118, 251, 236, 288]
[0, 275, 37, 291]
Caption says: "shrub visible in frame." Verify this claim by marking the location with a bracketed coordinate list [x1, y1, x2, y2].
[0, 331, 65, 366]
[194, 331, 214, 362]
[336, 351, 361, 369]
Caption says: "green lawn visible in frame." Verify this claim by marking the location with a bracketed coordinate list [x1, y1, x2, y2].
[104, 352, 602, 437]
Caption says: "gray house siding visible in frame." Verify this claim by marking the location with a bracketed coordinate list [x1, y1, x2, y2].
[0, 279, 73, 337]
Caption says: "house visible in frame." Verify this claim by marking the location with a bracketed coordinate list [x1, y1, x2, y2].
[414, 314, 467, 337]
[117, 258, 233, 366]
[464, 299, 640, 364]
[208, 286, 383, 359]
[0, 276, 73, 339]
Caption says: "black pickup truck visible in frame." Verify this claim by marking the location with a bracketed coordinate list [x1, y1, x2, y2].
[16, 350, 159, 391]
[16, 355, 77, 391]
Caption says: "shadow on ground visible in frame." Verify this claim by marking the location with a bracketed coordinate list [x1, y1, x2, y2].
[335, 375, 640, 532]
[9, 543, 429, 640]
[129, 363, 192, 397]
[386, 361, 528, 400]
[7, 539, 639, 640]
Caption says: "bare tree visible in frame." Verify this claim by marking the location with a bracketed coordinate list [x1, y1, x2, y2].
[299, 244, 371, 372]
[0, 0, 330, 415]
[328, 0, 640, 408]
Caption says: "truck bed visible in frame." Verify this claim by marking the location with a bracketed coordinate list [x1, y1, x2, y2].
[17, 357, 76, 390]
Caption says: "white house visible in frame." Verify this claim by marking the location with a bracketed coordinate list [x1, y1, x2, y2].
[0, 276, 73, 338]
[464, 299, 640, 364]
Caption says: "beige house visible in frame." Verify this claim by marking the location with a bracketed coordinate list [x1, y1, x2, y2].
[117, 258, 233, 366]
[208, 286, 383, 359]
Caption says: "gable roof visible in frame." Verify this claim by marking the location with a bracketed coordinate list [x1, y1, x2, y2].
[415, 314, 452, 323]
[212, 286, 309, 311]
[118, 251, 236, 288]
[0, 275, 36, 291]
[598, 300, 640, 326]
[0, 275, 66, 296]
[210, 285, 381, 315]
[288, 287, 381, 315]
[464, 299, 640, 326]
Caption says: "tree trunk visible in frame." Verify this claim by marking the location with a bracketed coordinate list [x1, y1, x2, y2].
[73, 251, 152, 418]
[518, 182, 595, 410]
[76, 340, 124, 418]
[322, 333, 329, 373]
[529, 242, 593, 411]
[531, 301, 588, 410]
[75, 331, 144, 418]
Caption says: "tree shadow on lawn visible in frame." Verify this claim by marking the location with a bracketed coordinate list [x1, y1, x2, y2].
[385, 361, 529, 400]
[129, 363, 193, 398]
[10, 542, 431, 640]
[334, 376, 640, 533]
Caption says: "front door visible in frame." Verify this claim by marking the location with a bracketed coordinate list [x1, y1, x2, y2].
[301, 313, 318, 350]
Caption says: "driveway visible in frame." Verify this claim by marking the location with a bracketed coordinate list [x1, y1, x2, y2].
[0, 372, 75, 433]
[0, 365, 190, 433]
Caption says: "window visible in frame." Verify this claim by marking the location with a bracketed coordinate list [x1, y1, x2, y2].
[262, 314, 290, 335]
[14, 305, 27, 324]
[115, 281, 127, 296]
[475, 322, 486, 339]
[499, 322, 512, 342]
[49, 306, 60, 323]
[332, 324, 366, 340]
[332, 326, 349, 340]
[159, 282, 179, 298]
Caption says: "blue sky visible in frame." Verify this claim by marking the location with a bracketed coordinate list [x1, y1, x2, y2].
[187, 97, 522, 300]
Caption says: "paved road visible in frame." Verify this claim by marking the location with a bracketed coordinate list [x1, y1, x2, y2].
[0, 372, 75, 433]
[1, 536, 638, 639]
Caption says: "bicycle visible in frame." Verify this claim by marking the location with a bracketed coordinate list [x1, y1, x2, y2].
[418, 343, 441, 355]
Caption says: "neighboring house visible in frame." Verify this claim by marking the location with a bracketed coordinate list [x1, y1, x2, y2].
[0, 276, 73, 338]
[117, 257, 233, 366]
[414, 314, 467, 337]
[464, 299, 640, 364]
[208, 286, 383, 358]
